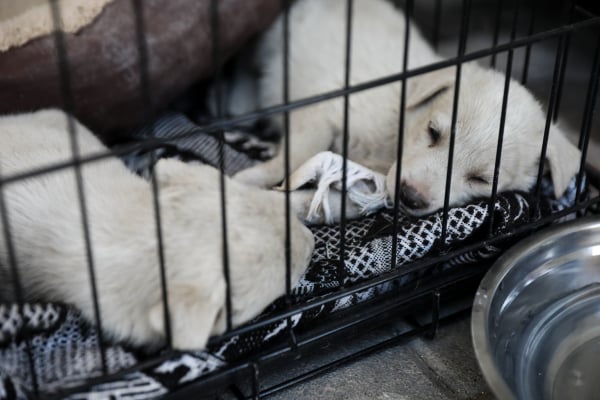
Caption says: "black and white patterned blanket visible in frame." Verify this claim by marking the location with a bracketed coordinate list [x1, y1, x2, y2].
[0, 113, 585, 399]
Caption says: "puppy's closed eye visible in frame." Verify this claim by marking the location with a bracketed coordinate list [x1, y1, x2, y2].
[467, 174, 490, 185]
[427, 122, 441, 147]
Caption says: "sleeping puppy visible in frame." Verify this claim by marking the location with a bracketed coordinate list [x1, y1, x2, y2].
[0, 109, 314, 350]
[229, 0, 581, 217]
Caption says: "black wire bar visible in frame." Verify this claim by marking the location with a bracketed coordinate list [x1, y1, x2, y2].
[440, 0, 472, 247]
[426, 291, 441, 340]
[48, 0, 108, 374]
[338, 0, 354, 288]
[521, 0, 540, 84]
[391, 0, 413, 272]
[533, 36, 567, 212]
[210, 0, 233, 332]
[574, 28, 600, 205]
[281, 0, 299, 353]
[487, 1, 520, 236]
[250, 362, 260, 400]
[433, 0, 442, 50]
[0, 171, 39, 396]
[490, 0, 505, 68]
[575, 4, 600, 19]
[552, 0, 577, 122]
[131, 0, 173, 349]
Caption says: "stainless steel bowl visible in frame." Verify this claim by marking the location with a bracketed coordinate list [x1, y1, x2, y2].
[472, 217, 600, 400]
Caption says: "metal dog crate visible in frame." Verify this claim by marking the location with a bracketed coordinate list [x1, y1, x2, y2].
[1, 0, 600, 399]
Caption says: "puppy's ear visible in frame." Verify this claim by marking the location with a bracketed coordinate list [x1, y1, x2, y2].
[545, 126, 581, 198]
[406, 67, 455, 109]
[149, 280, 226, 350]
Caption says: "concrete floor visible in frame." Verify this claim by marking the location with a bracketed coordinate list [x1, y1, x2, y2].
[268, 315, 494, 400]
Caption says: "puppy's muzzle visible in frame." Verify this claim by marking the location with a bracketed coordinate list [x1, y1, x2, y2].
[399, 182, 429, 211]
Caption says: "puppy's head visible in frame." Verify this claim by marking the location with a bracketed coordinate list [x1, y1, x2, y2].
[387, 63, 581, 216]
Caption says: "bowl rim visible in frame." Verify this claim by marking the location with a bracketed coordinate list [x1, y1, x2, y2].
[471, 216, 600, 400]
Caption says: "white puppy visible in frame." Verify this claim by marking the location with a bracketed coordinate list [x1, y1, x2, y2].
[0, 109, 314, 350]
[230, 0, 581, 217]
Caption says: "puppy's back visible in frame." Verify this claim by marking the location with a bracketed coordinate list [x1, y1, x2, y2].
[0, 110, 154, 303]
[257, 0, 439, 106]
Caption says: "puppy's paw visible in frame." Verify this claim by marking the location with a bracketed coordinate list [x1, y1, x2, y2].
[276, 153, 333, 191]
[223, 131, 278, 160]
[148, 281, 225, 350]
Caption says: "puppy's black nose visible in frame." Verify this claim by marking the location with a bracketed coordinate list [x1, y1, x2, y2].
[399, 182, 429, 210]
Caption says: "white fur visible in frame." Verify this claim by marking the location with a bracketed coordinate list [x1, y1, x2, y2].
[0, 109, 314, 350]
[230, 0, 581, 217]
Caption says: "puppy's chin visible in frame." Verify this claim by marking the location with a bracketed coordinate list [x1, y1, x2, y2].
[396, 200, 437, 218]
[403, 207, 435, 218]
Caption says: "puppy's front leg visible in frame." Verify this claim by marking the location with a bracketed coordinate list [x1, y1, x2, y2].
[233, 105, 336, 188]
